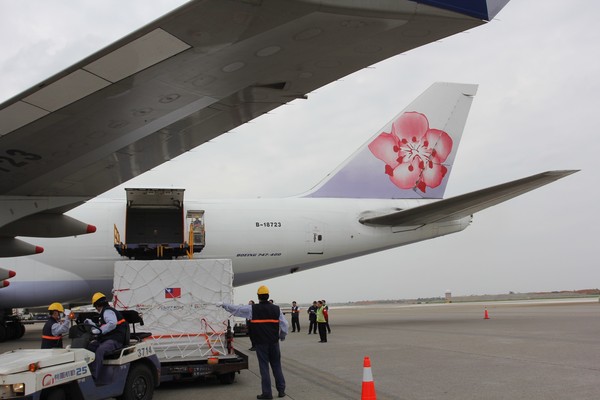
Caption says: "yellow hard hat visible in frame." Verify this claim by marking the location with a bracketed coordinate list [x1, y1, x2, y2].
[257, 285, 269, 295]
[48, 302, 64, 313]
[91, 292, 106, 305]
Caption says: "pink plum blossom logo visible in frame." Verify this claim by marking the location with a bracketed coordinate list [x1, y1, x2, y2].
[368, 112, 452, 193]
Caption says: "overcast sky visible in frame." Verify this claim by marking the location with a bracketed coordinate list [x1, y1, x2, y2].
[1, 1, 598, 304]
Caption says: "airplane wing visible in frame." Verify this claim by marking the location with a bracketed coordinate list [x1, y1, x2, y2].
[0, 0, 510, 199]
[359, 170, 578, 226]
[0, 0, 510, 255]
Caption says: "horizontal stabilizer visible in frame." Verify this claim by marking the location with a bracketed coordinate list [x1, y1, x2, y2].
[360, 170, 578, 226]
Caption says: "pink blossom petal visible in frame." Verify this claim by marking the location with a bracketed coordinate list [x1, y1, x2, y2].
[368, 132, 400, 168]
[389, 159, 422, 190]
[421, 162, 448, 189]
[424, 129, 453, 162]
[392, 112, 429, 143]
[368, 111, 454, 194]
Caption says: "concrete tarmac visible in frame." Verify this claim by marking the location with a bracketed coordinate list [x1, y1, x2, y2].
[4, 299, 600, 399]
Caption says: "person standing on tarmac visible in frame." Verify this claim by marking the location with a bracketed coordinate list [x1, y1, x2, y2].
[307, 301, 318, 334]
[41, 303, 71, 349]
[322, 299, 331, 334]
[218, 285, 288, 399]
[86, 292, 128, 383]
[316, 300, 328, 343]
[290, 301, 300, 332]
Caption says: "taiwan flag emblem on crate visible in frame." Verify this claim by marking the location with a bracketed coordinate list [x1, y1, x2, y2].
[165, 287, 181, 298]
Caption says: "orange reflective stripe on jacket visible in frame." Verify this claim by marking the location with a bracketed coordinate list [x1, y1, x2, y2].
[251, 319, 279, 323]
[41, 335, 61, 340]
[100, 319, 126, 328]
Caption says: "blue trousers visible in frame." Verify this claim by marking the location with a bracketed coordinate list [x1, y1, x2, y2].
[87, 339, 121, 383]
[255, 342, 286, 396]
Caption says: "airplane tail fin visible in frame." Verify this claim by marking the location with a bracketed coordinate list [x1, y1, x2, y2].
[303, 82, 478, 199]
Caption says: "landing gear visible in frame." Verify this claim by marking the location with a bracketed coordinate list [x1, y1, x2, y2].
[0, 309, 26, 342]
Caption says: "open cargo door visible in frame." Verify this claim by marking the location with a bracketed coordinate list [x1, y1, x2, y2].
[114, 188, 202, 259]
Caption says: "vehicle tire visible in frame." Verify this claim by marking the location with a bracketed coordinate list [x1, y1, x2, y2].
[0, 324, 6, 342]
[118, 363, 154, 400]
[42, 387, 66, 400]
[218, 371, 236, 384]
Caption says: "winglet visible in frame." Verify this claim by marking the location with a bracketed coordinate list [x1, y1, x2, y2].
[417, 0, 511, 21]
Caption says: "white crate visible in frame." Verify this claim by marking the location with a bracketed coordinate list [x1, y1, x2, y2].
[113, 259, 234, 361]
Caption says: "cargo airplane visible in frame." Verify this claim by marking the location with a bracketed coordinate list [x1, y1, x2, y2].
[0, 0, 575, 340]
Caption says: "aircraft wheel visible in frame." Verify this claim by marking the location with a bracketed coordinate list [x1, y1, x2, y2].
[10, 323, 20, 340]
[5, 323, 16, 340]
[16, 323, 26, 339]
[118, 363, 154, 400]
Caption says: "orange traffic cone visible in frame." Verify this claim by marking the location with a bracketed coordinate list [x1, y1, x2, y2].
[361, 356, 377, 400]
[484, 307, 490, 319]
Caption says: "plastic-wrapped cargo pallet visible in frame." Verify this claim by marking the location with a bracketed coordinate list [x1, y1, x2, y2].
[113, 259, 235, 362]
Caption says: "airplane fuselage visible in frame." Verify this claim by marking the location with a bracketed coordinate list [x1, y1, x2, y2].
[0, 197, 471, 308]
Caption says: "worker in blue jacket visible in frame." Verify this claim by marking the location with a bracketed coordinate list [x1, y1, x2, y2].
[41, 303, 70, 348]
[86, 292, 128, 383]
[219, 285, 288, 399]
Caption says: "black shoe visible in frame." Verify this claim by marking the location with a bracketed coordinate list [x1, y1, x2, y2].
[278, 391, 286, 398]
[257, 395, 273, 399]
[249, 347, 256, 351]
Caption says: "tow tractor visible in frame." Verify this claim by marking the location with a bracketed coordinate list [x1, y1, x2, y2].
[73, 307, 248, 385]
[0, 256, 248, 399]
[0, 337, 159, 400]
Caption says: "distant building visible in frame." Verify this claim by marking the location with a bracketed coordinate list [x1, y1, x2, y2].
[445, 290, 452, 303]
